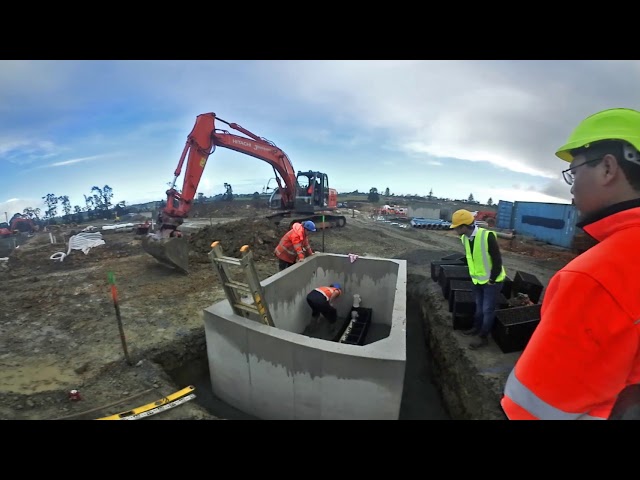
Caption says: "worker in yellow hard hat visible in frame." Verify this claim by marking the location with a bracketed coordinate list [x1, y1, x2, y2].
[450, 209, 506, 349]
[501, 108, 640, 421]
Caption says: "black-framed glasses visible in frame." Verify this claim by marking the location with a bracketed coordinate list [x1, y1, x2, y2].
[561, 157, 604, 185]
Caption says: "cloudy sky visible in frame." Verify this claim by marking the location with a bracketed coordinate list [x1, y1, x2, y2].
[2, 60, 639, 219]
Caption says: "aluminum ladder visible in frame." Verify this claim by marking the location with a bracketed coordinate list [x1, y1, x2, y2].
[208, 241, 275, 327]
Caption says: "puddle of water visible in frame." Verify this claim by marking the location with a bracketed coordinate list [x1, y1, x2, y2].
[0, 359, 79, 394]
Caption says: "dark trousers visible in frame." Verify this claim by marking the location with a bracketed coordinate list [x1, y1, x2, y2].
[472, 282, 501, 337]
[306, 290, 337, 324]
[278, 259, 294, 271]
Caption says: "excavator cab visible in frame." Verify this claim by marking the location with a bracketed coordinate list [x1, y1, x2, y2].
[294, 171, 334, 213]
[267, 171, 330, 212]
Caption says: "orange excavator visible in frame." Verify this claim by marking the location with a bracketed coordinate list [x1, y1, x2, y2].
[0, 214, 37, 238]
[142, 112, 346, 273]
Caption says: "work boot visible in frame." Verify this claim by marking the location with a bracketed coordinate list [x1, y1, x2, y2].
[461, 328, 478, 336]
[469, 336, 489, 350]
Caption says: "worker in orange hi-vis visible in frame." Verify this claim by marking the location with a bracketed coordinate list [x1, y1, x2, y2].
[501, 108, 640, 420]
[274, 221, 316, 271]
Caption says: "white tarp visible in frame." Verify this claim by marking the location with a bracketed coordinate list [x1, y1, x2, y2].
[50, 232, 105, 262]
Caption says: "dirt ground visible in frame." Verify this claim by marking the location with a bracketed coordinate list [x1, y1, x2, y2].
[0, 202, 578, 420]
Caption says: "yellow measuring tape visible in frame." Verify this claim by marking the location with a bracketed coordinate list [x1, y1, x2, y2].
[96, 385, 196, 420]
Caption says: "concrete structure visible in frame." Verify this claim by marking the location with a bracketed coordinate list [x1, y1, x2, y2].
[408, 206, 441, 221]
[203, 253, 407, 420]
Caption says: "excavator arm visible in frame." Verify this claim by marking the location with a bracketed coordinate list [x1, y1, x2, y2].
[144, 112, 302, 273]
[159, 112, 298, 234]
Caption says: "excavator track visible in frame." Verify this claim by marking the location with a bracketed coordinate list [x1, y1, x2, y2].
[266, 212, 347, 229]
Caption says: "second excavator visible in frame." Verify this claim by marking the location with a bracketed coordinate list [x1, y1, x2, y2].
[142, 112, 347, 273]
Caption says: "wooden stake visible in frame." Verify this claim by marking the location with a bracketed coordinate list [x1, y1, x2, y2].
[107, 272, 133, 365]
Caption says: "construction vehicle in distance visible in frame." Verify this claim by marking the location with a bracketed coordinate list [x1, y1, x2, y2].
[0, 214, 37, 237]
[474, 210, 497, 227]
[142, 112, 346, 273]
[222, 183, 234, 201]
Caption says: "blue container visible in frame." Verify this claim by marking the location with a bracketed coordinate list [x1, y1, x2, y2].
[496, 200, 514, 229]
[512, 202, 577, 249]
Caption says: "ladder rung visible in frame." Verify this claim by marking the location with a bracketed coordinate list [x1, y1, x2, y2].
[213, 257, 242, 266]
[225, 281, 251, 293]
[233, 302, 260, 315]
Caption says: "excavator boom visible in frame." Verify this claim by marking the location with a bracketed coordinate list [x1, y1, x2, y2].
[143, 112, 344, 273]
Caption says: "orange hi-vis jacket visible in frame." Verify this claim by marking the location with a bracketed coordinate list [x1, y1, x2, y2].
[274, 223, 314, 264]
[315, 286, 340, 303]
[501, 201, 640, 420]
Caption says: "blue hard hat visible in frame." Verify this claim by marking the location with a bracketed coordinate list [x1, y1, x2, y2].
[331, 283, 341, 291]
[303, 220, 317, 232]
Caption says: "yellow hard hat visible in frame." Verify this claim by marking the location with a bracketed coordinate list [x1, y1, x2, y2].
[555, 108, 640, 163]
[450, 209, 475, 229]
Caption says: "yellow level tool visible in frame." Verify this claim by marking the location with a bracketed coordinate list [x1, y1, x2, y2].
[96, 385, 196, 420]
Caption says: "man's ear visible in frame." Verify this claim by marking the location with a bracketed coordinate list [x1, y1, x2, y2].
[600, 154, 620, 186]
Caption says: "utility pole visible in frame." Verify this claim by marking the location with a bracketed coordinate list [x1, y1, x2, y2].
[4, 212, 7, 223]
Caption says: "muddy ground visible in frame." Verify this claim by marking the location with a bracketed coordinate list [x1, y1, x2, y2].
[0, 202, 577, 420]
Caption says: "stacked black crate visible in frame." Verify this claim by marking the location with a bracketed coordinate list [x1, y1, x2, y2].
[492, 304, 542, 353]
[501, 275, 513, 299]
[452, 290, 510, 330]
[448, 279, 474, 313]
[430, 253, 467, 282]
[439, 265, 472, 300]
[512, 271, 544, 304]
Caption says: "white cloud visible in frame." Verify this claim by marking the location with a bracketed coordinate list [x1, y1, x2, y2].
[473, 186, 570, 205]
[2, 60, 640, 209]
[256, 60, 640, 182]
[0, 197, 44, 220]
[48, 154, 105, 167]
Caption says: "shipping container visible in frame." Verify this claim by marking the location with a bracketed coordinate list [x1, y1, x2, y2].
[496, 200, 514, 229]
[512, 202, 577, 249]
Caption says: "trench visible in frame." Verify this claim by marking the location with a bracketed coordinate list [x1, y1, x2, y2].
[157, 291, 450, 420]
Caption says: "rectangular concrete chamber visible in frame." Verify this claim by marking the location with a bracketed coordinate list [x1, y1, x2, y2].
[203, 252, 407, 420]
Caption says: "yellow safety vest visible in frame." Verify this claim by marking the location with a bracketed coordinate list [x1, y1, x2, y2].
[461, 227, 506, 285]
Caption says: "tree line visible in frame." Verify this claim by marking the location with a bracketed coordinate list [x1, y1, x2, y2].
[20, 185, 128, 225]
[363, 187, 493, 206]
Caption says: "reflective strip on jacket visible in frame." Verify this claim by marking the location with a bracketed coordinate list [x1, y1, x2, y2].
[274, 223, 313, 263]
[315, 286, 340, 302]
[501, 203, 640, 420]
[461, 227, 505, 284]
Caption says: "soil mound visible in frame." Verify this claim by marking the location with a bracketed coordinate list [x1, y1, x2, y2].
[187, 218, 286, 262]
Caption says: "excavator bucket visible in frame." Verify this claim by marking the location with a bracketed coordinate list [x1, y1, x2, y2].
[141, 235, 190, 273]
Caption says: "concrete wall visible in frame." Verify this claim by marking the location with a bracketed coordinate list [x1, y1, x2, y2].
[408, 207, 441, 220]
[203, 253, 407, 420]
[262, 253, 400, 334]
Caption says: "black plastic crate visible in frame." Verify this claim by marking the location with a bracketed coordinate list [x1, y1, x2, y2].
[451, 289, 475, 330]
[441, 252, 467, 262]
[492, 304, 542, 353]
[452, 290, 510, 330]
[501, 275, 513, 299]
[431, 259, 466, 282]
[448, 280, 474, 312]
[337, 307, 373, 345]
[439, 265, 472, 299]
[512, 271, 544, 304]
